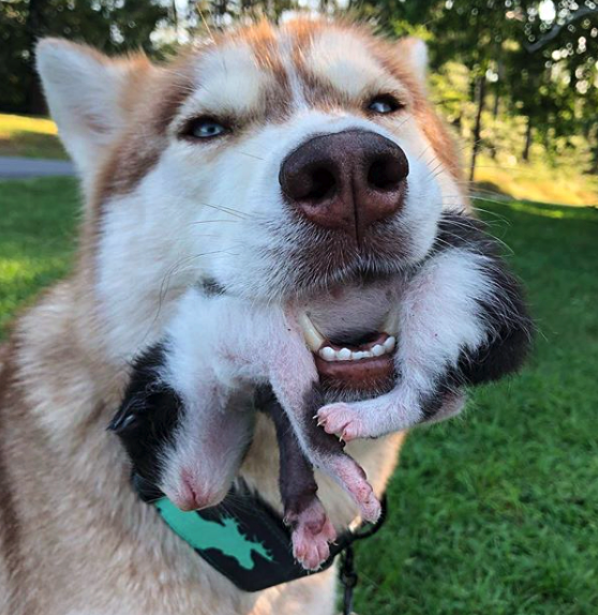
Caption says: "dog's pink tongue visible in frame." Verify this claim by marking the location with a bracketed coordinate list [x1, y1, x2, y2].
[314, 332, 396, 392]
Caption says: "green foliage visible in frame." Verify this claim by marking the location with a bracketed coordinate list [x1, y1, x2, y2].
[350, 0, 598, 177]
[0, 0, 169, 113]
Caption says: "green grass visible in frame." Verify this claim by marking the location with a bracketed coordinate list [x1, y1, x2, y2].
[474, 156, 598, 208]
[0, 177, 78, 334]
[0, 113, 68, 159]
[1, 178, 597, 613]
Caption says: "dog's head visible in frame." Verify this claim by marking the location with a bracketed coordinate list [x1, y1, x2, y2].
[37, 19, 466, 363]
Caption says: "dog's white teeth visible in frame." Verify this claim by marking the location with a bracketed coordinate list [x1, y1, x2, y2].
[301, 309, 398, 362]
[338, 348, 352, 361]
[317, 344, 394, 363]
[319, 347, 337, 361]
[298, 312, 325, 352]
[372, 344, 385, 357]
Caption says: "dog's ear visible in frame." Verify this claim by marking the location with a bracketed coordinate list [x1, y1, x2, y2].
[396, 37, 429, 85]
[36, 39, 154, 179]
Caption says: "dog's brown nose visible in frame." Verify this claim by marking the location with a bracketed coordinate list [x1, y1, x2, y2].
[279, 130, 408, 241]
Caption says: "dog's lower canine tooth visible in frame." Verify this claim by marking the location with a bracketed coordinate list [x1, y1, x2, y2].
[384, 336, 396, 352]
[298, 312, 325, 352]
[382, 310, 400, 336]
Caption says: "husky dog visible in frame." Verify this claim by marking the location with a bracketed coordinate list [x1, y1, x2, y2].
[0, 19, 530, 615]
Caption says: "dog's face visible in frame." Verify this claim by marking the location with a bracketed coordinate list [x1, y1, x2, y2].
[37, 19, 465, 362]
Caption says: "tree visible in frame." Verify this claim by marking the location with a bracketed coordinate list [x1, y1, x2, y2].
[0, 0, 169, 114]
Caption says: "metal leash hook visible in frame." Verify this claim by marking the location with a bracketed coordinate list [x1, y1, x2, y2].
[340, 545, 358, 615]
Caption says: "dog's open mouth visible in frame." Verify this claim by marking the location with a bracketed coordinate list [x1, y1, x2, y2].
[298, 312, 397, 391]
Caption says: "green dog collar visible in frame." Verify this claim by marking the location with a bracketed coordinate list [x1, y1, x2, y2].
[150, 481, 339, 592]
[138, 477, 387, 593]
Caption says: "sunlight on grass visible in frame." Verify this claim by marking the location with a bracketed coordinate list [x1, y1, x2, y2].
[0, 113, 66, 159]
[0, 256, 72, 332]
[0, 177, 77, 337]
[0, 113, 58, 137]
[0, 255, 68, 283]
[500, 200, 598, 221]
[475, 156, 598, 207]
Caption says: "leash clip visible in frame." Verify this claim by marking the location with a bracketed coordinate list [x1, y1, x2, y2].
[340, 545, 358, 615]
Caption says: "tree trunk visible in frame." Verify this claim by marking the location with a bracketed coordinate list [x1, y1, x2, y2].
[25, 0, 47, 115]
[522, 116, 533, 163]
[493, 86, 500, 119]
[171, 0, 179, 32]
[469, 75, 486, 182]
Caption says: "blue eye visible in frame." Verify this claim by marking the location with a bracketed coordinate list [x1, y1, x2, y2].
[368, 95, 403, 115]
[183, 117, 229, 140]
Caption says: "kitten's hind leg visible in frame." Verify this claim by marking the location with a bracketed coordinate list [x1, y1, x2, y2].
[257, 388, 336, 571]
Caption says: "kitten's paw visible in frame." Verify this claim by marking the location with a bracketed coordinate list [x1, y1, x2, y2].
[317, 403, 366, 442]
[326, 455, 381, 524]
[290, 504, 337, 571]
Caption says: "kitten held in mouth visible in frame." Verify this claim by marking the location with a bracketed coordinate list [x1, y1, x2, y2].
[112, 213, 532, 571]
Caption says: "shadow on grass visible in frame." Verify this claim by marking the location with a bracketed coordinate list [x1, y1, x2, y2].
[0, 133, 68, 160]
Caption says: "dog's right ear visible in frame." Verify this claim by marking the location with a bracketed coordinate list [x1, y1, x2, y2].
[36, 39, 154, 179]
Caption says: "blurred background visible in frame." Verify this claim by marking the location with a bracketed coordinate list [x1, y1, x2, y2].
[0, 1, 597, 614]
[2, 0, 598, 203]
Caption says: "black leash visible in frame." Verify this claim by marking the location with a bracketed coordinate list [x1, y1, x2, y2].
[338, 494, 388, 615]
[340, 546, 358, 615]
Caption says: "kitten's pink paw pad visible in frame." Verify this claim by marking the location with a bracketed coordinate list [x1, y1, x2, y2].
[291, 509, 337, 571]
[317, 403, 363, 442]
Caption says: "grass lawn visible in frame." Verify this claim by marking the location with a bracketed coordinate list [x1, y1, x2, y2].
[1, 177, 597, 614]
[475, 158, 598, 208]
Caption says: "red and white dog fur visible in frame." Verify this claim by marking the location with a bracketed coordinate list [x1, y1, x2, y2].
[0, 18, 530, 615]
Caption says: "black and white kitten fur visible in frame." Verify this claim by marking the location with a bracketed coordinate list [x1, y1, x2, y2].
[110, 212, 533, 570]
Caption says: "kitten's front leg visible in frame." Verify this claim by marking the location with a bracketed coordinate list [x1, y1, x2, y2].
[318, 214, 533, 440]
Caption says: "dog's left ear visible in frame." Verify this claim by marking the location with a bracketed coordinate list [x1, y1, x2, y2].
[36, 39, 155, 181]
[396, 37, 429, 85]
